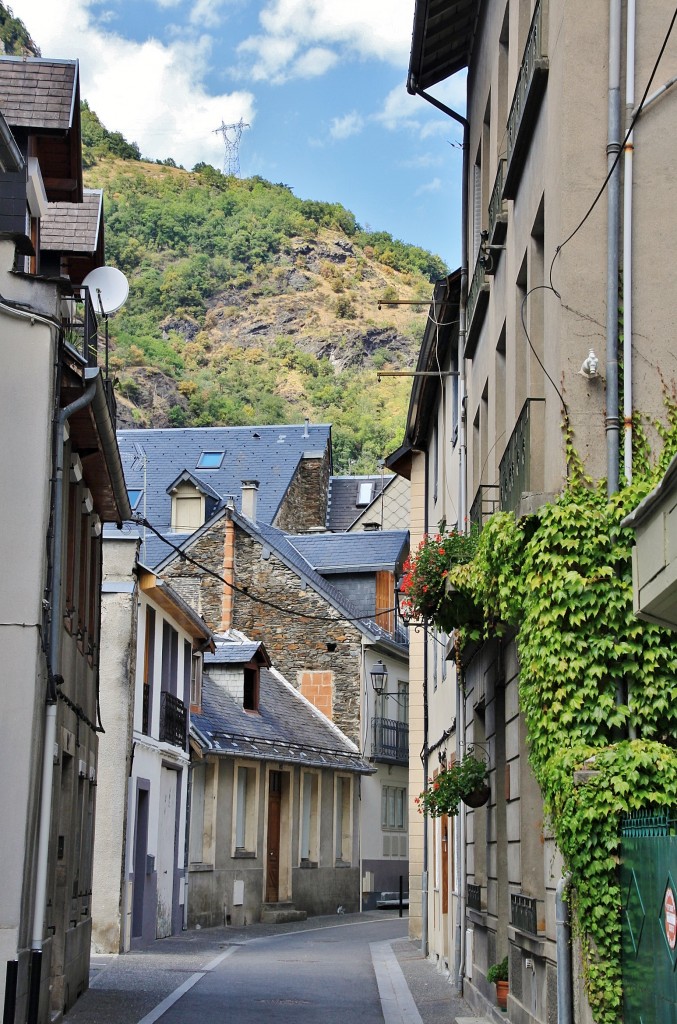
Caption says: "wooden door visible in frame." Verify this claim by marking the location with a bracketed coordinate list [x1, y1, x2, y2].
[156, 767, 177, 938]
[266, 771, 282, 903]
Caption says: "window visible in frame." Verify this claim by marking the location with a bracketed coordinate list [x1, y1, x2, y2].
[243, 663, 259, 712]
[161, 622, 179, 696]
[382, 786, 407, 831]
[334, 775, 352, 865]
[356, 481, 373, 507]
[300, 771, 320, 865]
[189, 761, 216, 866]
[233, 764, 258, 855]
[171, 482, 204, 531]
[127, 488, 143, 510]
[196, 451, 224, 470]
[190, 652, 203, 711]
[142, 607, 155, 735]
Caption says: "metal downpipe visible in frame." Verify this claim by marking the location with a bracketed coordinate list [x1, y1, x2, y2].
[605, 0, 622, 496]
[556, 874, 573, 1024]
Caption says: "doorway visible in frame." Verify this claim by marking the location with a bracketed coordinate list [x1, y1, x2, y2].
[266, 771, 282, 902]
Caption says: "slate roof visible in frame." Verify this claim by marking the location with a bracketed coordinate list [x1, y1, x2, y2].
[41, 188, 102, 253]
[288, 530, 409, 573]
[193, 666, 374, 774]
[0, 58, 78, 131]
[204, 637, 268, 667]
[326, 474, 391, 531]
[116, 424, 332, 566]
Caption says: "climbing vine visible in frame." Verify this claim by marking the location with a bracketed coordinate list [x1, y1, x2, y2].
[406, 419, 677, 1024]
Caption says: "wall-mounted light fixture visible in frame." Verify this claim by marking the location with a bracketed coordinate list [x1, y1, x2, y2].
[370, 660, 388, 696]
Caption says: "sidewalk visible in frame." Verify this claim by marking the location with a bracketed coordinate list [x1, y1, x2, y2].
[64, 911, 478, 1024]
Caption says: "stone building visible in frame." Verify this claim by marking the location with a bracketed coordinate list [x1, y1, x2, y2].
[0, 57, 130, 1023]
[188, 636, 373, 926]
[391, 2, 677, 1023]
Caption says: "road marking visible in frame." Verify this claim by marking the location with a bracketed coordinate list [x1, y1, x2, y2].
[134, 947, 237, 1024]
[370, 941, 423, 1024]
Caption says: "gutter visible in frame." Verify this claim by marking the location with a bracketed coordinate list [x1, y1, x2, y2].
[84, 367, 132, 523]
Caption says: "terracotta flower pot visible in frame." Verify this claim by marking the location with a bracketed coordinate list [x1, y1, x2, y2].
[495, 979, 509, 1011]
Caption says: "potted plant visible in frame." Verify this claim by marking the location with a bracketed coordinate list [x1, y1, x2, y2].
[487, 956, 509, 1010]
[415, 751, 489, 818]
[399, 528, 480, 630]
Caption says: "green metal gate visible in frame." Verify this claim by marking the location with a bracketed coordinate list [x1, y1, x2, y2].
[621, 811, 677, 1024]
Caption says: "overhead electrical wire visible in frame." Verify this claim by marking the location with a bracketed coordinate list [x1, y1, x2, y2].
[134, 514, 400, 627]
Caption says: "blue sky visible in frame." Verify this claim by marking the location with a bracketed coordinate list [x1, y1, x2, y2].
[11, 0, 466, 268]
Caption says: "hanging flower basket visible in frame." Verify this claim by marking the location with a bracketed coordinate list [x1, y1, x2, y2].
[416, 752, 489, 818]
[462, 782, 491, 808]
[399, 528, 480, 630]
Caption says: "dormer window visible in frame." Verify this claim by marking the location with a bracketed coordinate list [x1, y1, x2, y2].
[196, 451, 224, 470]
[171, 481, 204, 531]
[243, 662, 260, 712]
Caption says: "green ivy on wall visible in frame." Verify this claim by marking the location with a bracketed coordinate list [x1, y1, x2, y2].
[423, 434, 677, 1024]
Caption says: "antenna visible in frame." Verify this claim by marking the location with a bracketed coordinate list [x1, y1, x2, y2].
[213, 118, 250, 176]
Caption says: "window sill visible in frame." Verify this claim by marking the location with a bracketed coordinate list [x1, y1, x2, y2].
[299, 860, 318, 869]
[233, 849, 256, 859]
[189, 862, 215, 872]
[334, 859, 352, 869]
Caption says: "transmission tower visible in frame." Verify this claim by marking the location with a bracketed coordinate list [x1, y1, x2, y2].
[213, 118, 250, 177]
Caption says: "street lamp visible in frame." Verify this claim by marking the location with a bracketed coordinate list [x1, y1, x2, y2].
[370, 660, 388, 696]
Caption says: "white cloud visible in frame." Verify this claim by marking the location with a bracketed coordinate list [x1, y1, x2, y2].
[415, 178, 443, 196]
[9, 0, 256, 171]
[238, 0, 413, 83]
[330, 112, 365, 140]
[292, 46, 338, 79]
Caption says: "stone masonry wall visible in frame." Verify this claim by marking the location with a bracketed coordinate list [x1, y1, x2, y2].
[274, 450, 331, 533]
[232, 530, 362, 744]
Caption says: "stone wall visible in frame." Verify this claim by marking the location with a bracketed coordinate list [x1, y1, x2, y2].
[274, 450, 331, 533]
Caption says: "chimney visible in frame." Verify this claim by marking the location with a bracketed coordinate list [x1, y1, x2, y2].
[304, 417, 310, 439]
[241, 480, 259, 522]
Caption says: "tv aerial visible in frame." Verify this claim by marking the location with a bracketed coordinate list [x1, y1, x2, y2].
[82, 265, 129, 316]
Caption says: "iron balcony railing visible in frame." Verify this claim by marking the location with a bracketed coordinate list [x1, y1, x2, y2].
[504, 0, 549, 199]
[467, 883, 483, 912]
[142, 683, 150, 735]
[159, 690, 187, 749]
[488, 158, 508, 252]
[372, 717, 408, 764]
[510, 892, 543, 935]
[470, 484, 500, 531]
[466, 251, 490, 356]
[498, 398, 545, 515]
[63, 286, 99, 367]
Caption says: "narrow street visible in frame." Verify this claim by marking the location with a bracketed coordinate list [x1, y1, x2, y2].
[64, 913, 474, 1024]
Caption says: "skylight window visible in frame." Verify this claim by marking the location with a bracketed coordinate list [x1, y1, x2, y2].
[196, 452, 224, 470]
[127, 489, 143, 510]
[356, 482, 373, 507]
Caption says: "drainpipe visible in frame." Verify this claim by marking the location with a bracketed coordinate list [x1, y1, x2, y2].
[27, 374, 99, 1024]
[605, 0, 622, 497]
[421, 449, 430, 957]
[556, 874, 573, 1024]
[453, 661, 467, 994]
[622, 0, 636, 487]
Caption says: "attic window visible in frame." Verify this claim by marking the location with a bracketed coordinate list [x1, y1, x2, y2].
[196, 451, 224, 470]
[243, 664, 260, 712]
[356, 482, 373, 507]
[128, 488, 143, 510]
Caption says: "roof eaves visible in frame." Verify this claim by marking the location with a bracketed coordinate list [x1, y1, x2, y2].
[408, 0, 481, 93]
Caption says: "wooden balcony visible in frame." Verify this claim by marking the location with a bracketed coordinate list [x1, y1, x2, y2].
[503, 0, 549, 199]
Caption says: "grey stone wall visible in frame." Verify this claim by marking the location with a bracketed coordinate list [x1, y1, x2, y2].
[274, 451, 331, 533]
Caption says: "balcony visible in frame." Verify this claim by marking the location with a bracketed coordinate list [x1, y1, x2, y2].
[470, 484, 500, 531]
[503, 0, 549, 200]
[467, 883, 483, 912]
[498, 398, 545, 516]
[63, 286, 99, 368]
[159, 690, 187, 749]
[371, 717, 408, 764]
[466, 252, 489, 358]
[510, 892, 544, 935]
[488, 158, 508, 252]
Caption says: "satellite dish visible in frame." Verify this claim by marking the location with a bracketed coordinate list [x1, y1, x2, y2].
[82, 266, 129, 315]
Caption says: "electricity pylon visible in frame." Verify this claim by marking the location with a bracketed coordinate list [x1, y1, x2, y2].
[213, 119, 250, 177]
